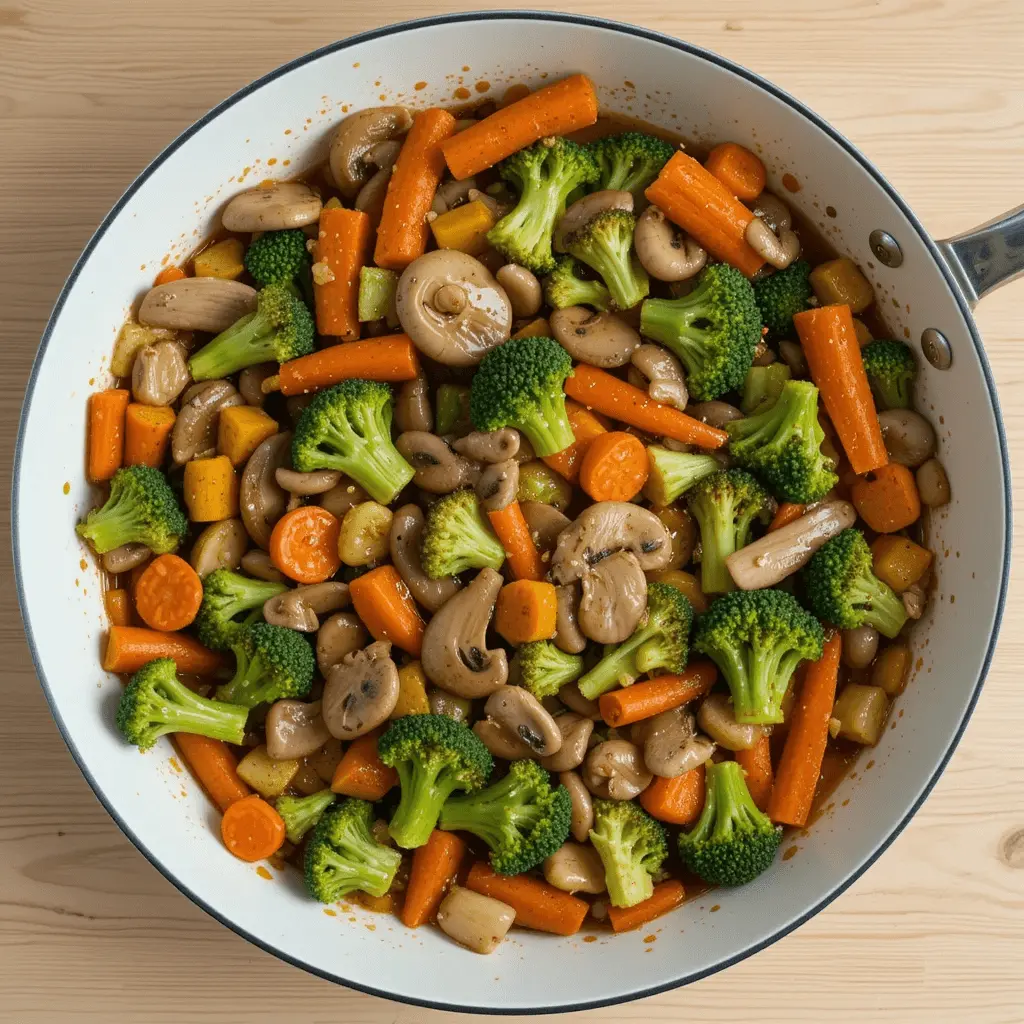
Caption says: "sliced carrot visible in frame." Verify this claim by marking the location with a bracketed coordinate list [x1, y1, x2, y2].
[104, 588, 132, 627]
[269, 506, 342, 584]
[465, 862, 588, 936]
[174, 733, 251, 812]
[134, 554, 203, 632]
[220, 794, 286, 862]
[579, 430, 649, 502]
[487, 501, 545, 582]
[124, 404, 176, 468]
[851, 463, 921, 534]
[735, 734, 774, 811]
[330, 730, 399, 800]
[639, 768, 705, 826]
[313, 207, 372, 340]
[704, 142, 767, 201]
[103, 625, 228, 676]
[494, 580, 558, 644]
[153, 265, 187, 286]
[87, 389, 130, 482]
[542, 400, 607, 483]
[277, 335, 420, 396]
[349, 565, 425, 656]
[599, 661, 718, 727]
[769, 502, 806, 532]
[607, 880, 686, 932]
[401, 830, 467, 928]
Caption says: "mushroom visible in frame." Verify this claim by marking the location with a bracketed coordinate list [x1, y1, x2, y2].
[101, 542, 151, 574]
[321, 641, 400, 739]
[745, 216, 801, 270]
[274, 468, 343, 496]
[354, 140, 406, 233]
[539, 713, 594, 771]
[543, 842, 606, 895]
[396, 250, 512, 366]
[131, 341, 190, 407]
[630, 344, 689, 411]
[222, 182, 322, 232]
[239, 432, 291, 549]
[639, 708, 716, 777]
[473, 719, 536, 760]
[329, 106, 413, 198]
[582, 740, 653, 800]
[697, 692, 767, 751]
[751, 192, 792, 235]
[877, 409, 936, 467]
[483, 687, 562, 758]
[553, 583, 587, 655]
[578, 550, 648, 644]
[396, 431, 480, 493]
[189, 518, 248, 577]
[263, 582, 350, 632]
[634, 206, 707, 282]
[778, 340, 807, 377]
[475, 459, 519, 513]
[318, 477, 370, 520]
[138, 277, 258, 333]
[843, 626, 880, 670]
[421, 568, 508, 698]
[389, 505, 461, 613]
[436, 887, 516, 955]
[916, 457, 950, 507]
[495, 264, 542, 319]
[453, 429, 521, 464]
[240, 549, 287, 583]
[238, 364, 277, 406]
[433, 177, 478, 215]
[549, 307, 641, 368]
[265, 699, 332, 761]
[554, 190, 634, 252]
[559, 770, 594, 842]
[317, 612, 369, 675]
[687, 401, 745, 429]
[171, 380, 244, 464]
[558, 682, 602, 721]
[394, 374, 433, 434]
[520, 502, 571, 555]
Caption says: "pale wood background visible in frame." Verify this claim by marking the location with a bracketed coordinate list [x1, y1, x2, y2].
[2, 1, 1023, 1021]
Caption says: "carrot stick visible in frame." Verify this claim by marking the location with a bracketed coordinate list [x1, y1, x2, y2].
[174, 733, 251, 812]
[645, 153, 764, 277]
[565, 365, 728, 450]
[465, 862, 588, 936]
[850, 463, 921, 534]
[735, 734, 774, 811]
[767, 633, 842, 827]
[330, 730, 399, 800]
[103, 625, 228, 676]
[543, 400, 607, 483]
[607, 880, 686, 932]
[487, 501, 545, 582]
[769, 502, 806, 532]
[579, 430, 649, 502]
[401, 830, 467, 928]
[494, 580, 558, 644]
[704, 142, 767, 201]
[639, 768, 705, 826]
[313, 207, 372, 340]
[349, 565, 425, 657]
[794, 304, 888, 475]
[124, 404, 176, 468]
[220, 794, 286, 862]
[375, 108, 457, 271]
[277, 335, 420, 396]
[133, 554, 203, 632]
[153, 265, 187, 286]
[87, 389, 130, 482]
[104, 588, 132, 627]
[269, 506, 342, 584]
[599, 661, 718, 727]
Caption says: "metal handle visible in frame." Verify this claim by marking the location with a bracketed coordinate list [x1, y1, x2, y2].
[937, 204, 1024, 306]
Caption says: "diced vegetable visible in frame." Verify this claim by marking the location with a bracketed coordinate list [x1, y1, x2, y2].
[851, 463, 921, 533]
[338, 501, 393, 567]
[579, 431, 649, 502]
[487, 501, 545, 582]
[357, 266, 400, 325]
[809, 257, 874, 313]
[112, 322, 172, 377]
[124, 404, 176, 468]
[542, 400, 608, 483]
[429, 200, 496, 255]
[330, 730, 399, 799]
[606, 880, 686, 932]
[87, 389, 130, 482]
[183, 455, 239, 522]
[134, 553, 203, 632]
[237, 745, 301, 799]
[435, 383, 472, 435]
[831, 683, 889, 745]
[393, 661, 431, 718]
[269, 506, 342, 584]
[194, 238, 245, 280]
[517, 460, 572, 511]
[513, 317, 552, 339]
[494, 580, 558, 644]
[871, 535, 933, 593]
[349, 565, 426, 656]
[639, 770, 705, 826]
[220, 794, 286, 861]
[217, 405, 279, 466]
[704, 142, 766, 200]
[645, 568, 708, 614]
[872, 643, 912, 697]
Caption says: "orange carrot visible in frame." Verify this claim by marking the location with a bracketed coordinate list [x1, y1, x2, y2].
[487, 501, 545, 582]
[607, 880, 686, 932]
[850, 463, 921, 534]
[704, 142, 767, 201]
[103, 625, 228, 676]
[639, 767, 706, 826]
[579, 430, 649, 502]
[87, 389, 130, 482]
[599, 661, 718, 727]
[330, 730, 399, 800]
[153, 265, 187, 286]
[794, 304, 888, 475]
[465, 862, 588, 936]
[313, 207, 372, 340]
[443, 74, 598, 179]
[735, 734, 774, 811]
[769, 502, 806, 532]
[349, 565, 425, 656]
[220, 794, 286, 862]
[565, 365, 728, 449]
[375, 108, 457, 271]
[124, 404, 176, 468]
[543, 400, 607, 483]
[174, 733, 251, 812]
[133, 554, 203, 632]
[269, 506, 342, 584]
[645, 152, 764, 277]
[104, 588, 132, 627]
[494, 580, 558, 644]
[277, 335, 420, 396]
[401, 830, 467, 928]
[768, 633, 842, 828]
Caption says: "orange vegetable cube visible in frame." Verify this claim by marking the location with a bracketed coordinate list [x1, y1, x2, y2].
[871, 535, 933, 593]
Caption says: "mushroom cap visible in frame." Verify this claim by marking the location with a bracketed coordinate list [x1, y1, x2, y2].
[329, 106, 413, 198]
[321, 641, 400, 740]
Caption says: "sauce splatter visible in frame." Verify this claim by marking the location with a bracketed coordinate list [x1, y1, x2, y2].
[169, 757, 182, 773]
[782, 173, 801, 193]
[826, 205, 837, 218]
[583, 935, 598, 943]
[267, 158, 277, 166]
[79, 559, 87, 570]
[323, 908, 337, 917]
[709, 904, 720, 912]
[256, 866, 273, 880]
[783, 845, 799, 861]
[365, 923, 376, 932]
[63, 482, 70, 495]
[415, 81, 428, 91]
[502, 84, 530, 107]
[643, 934, 657, 944]
[475, 80, 490, 93]
[453, 87, 471, 101]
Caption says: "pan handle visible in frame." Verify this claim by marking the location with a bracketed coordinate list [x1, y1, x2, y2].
[936, 204, 1024, 306]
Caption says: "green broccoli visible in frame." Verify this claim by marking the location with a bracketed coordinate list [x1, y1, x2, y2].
[563, 209, 649, 311]
[543, 256, 612, 311]
[243, 228, 312, 300]
[803, 528, 909, 638]
[693, 589, 824, 724]
[726, 379, 838, 504]
[741, 362, 792, 416]
[687, 469, 774, 595]
[469, 336, 575, 457]
[76, 465, 187, 555]
[188, 282, 315, 381]
[486, 137, 599, 274]
[275, 789, 337, 845]
[516, 641, 585, 700]
[419, 489, 506, 579]
[588, 131, 675, 198]
[116, 657, 248, 750]
[435, 383, 471, 436]
[439, 760, 571, 875]
[291, 379, 415, 504]
[861, 339, 917, 410]
[304, 799, 402, 903]
[639, 263, 762, 401]
[678, 760, 783, 886]
[195, 568, 288, 651]
[378, 714, 493, 849]
[578, 582, 693, 700]
[752, 259, 813, 341]
[643, 446, 721, 506]
[589, 799, 668, 908]
[215, 622, 315, 708]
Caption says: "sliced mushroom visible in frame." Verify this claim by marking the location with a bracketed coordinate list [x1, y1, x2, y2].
[102, 542, 151, 574]
[396, 431, 480, 493]
[171, 380, 244, 464]
[751, 192, 792, 235]
[353, 166, 392, 234]
[495, 265, 542, 319]
[553, 583, 587, 655]
[389, 505, 461, 613]
[138, 277, 258, 333]
[582, 740, 652, 800]
[318, 477, 370, 520]
[745, 217, 801, 271]
[521, 502, 571, 555]
[190, 518, 248, 577]
[330, 106, 413, 198]
[275, 468, 343, 496]
[630, 344, 688, 411]
[697, 692, 767, 751]
[559, 770, 594, 842]
[265, 699, 332, 761]
[321, 641, 400, 739]
[539, 713, 593, 771]
[877, 409, 936, 467]
[238, 363, 277, 406]
[550, 307, 641, 368]
[394, 374, 433, 434]
[641, 708, 716, 777]
[473, 718, 536, 760]
[554, 190, 633, 253]
[578, 550, 648, 645]
[239, 432, 291, 549]
[687, 401, 744, 429]
[131, 341, 190, 407]
[317, 612, 370, 675]
[240, 549, 287, 583]
[222, 182, 322, 232]
[433, 177, 478, 215]
[475, 459, 519, 513]
[264, 582, 350, 632]
[429, 688, 473, 722]
[558, 681, 602, 721]
[453, 429, 521, 464]
[543, 842, 606, 895]
[483, 687, 562, 757]
[634, 205, 707, 282]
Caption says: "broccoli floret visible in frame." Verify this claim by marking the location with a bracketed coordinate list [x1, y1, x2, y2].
[275, 788, 337, 845]
[419, 489, 506, 579]
[543, 256, 612, 311]
[578, 582, 693, 700]
[304, 798, 402, 903]
[639, 263, 762, 401]
[726, 379, 838, 503]
[378, 714, 493, 849]
[741, 362, 792, 416]
[486, 137, 600, 275]
[679, 760, 782, 886]
[563, 209, 649, 311]
[861, 339, 917, 410]
[643, 446, 721, 506]
[693, 589, 824, 724]
[435, 383, 471, 436]
[687, 469, 774, 595]
[469, 336, 575, 457]
[588, 131, 675, 198]
[516, 641, 584, 700]
[589, 799, 668, 908]
[803, 528, 909, 638]
[195, 568, 288, 651]
[244, 229, 312, 299]
[439, 760, 571, 875]
[215, 622, 315, 708]
[752, 259, 813, 341]
[116, 657, 248, 750]
[76, 465, 187, 555]
[291, 379, 415, 504]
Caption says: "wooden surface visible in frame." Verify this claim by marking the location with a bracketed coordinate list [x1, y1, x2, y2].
[2, 1, 1023, 1020]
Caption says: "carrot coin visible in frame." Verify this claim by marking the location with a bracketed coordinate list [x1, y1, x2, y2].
[269, 506, 342, 583]
[579, 431, 650, 502]
[220, 794, 286, 862]
[134, 553, 203, 632]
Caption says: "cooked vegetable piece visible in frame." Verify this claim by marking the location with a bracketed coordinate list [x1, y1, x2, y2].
[277, 335, 420, 395]
[217, 405, 279, 466]
[154, 266, 187, 286]
[216, 621, 315, 708]
[420, 489, 506, 579]
[313, 206, 372, 340]
[236, 745, 300, 798]
[607, 879, 686, 932]
[639, 767, 705, 826]
[543, 255, 612, 312]
[194, 238, 245, 280]
[741, 363, 792, 416]
[752, 259, 812, 340]
[831, 683, 889, 745]
[809, 257, 874, 313]
[872, 643, 911, 697]
[220, 794, 286, 861]
[542, 399, 608, 483]
[579, 431, 649, 502]
[435, 383, 472, 435]
[871, 534, 933, 592]
[487, 501, 546, 582]
[517, 459, 573, 510]
[861, 339, 917, 410]
[769, 502, 805, 532]
[357, 266, 400, 324]
[642, 446, 720, 506]
[402, 829, 468, 927]
[850, 463, 922, 533]
[598, 661, 717, 727]
[589, 799, 668, 908]
[393, 660, 431, 718]
[175, 733, 251, 811]
[735, 734, 774, 811]
[704, 142, 766, 200]
[495, 580, 558, 644]
[244, 228, 312, 295]
[589, 132, 675, 198]
[516, 640, 585, 700]
[349, 565, 426, 656]
[330, 729, 399, 799]
[563, 209, 649, 311]
[103, 625, 228, 676]
[134, 554, 203, 632]
[430, 199, 496, 255]
[274, 788, 337, 844]
[124, 404, 176, 468]
[194, 568, 287, 651]
[464, 861, 589, 935]
[87, 389, 131, 482]
[104, 588, 132, 627]
[183, 456, 239, 523]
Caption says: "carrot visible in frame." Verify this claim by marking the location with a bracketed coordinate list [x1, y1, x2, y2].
[645, 152, 764, 277]
[269, 506, 342, 584]
[153, 265, 187, 286]
[487, 501, 545, 582]
[104, 588, 132, 627]
[640, 767, 705, 826]
[607, 880, 686, 932]
[313, 207, 372, 340]
[704, 142, 767, 201]
[124, 403, 176, 468]
[220, 794, 286, 862]
[735, 734, 774, 811]
[174, 733, 251, 812]
[330, 730, 398, 800]
[133, 554, 203, 633]
[768, 633, 842, 828]
[579, 430, 649, 502]
[769, 502, 806, 532]
[851, 463, 921, 534]
[103, 625, 228, 676]
[565, 365, 728, 450]
[87, 389, 130, 482]
[494, 580, 558, 644]
[599, 661, 718, 727]
[276, 335, 420, 396]
[401, 830, 467, 928]
[375, 108, 457, 271]
[543, 400, 607, 483]
[793, 304, 888, 475]
[465, 862, 589, 936]
[442, 74, 598, 179]
[349, 565, 425, 656]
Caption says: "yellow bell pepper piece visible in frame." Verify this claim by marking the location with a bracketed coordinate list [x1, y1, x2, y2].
[218, 405, 280, 467]
[193, 238, 246, 280]
[183, 455, 239, 522]
[391, 660, 431, 718]
[429, 200, 496, 255]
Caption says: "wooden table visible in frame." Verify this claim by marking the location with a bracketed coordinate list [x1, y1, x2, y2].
[2, 1, 1023, 1020]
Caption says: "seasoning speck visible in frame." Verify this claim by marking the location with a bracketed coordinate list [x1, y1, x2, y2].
[256, 866, 273, 880]
[63, 481, 71, 495]
[643, 934, 656, 943]
[709, 904, 720, 912]
[415, 81, 428, 91]
[783, 845, 799, 861]
[782, 173, 801, 193]
[324, 908, 337, 916]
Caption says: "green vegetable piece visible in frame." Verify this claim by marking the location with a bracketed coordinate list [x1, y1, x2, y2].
[563, 209, 649, 312]
[589, 799, 668, 908]
[358, 266, 400, 326]
[419, 489, 506, 579]
[216, 622, 315, 708]
[195, 568, 288, 651]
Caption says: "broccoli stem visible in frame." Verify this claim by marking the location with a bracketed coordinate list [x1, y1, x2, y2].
[78, 498, 147, 554]
[317, 420, 414, 505]
[850, 574, 909, 638]
[578, 622, 656, 699]
[388, 761, 463, 850]
[159, 676, 249, 743]
[690, 502, 737, 595]
[188, 311, 277, 380]
[518, 391, 576, 457]
[730, 642, 804, 724]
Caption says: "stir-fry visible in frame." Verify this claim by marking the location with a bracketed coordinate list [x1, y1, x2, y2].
[77, 72, 950, 953]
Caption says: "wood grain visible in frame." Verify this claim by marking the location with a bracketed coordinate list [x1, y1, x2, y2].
[2, 1, 1023, 1020]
